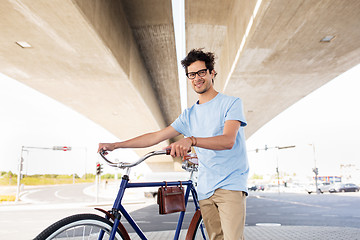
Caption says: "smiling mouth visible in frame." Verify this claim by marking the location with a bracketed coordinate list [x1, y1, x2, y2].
[194, 80, 204, 88]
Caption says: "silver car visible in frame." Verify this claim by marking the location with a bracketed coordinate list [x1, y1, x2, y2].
[329, 183, 360, 193]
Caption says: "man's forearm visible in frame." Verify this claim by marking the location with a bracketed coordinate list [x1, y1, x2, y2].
[193, 120, 240, 150]
[195, 135, 236, 150]
[114, 132, 163, 149]
[113, 126, 180, 150]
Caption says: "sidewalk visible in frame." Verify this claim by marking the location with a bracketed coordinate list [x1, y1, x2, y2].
[128, 226, 360, 240]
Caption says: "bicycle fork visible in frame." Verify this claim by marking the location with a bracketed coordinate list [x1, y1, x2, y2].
[109, 175, 131, 240]
[95, 175, 131, 240]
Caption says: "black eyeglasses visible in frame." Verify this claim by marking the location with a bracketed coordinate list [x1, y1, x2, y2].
[186, 69, 208, 79]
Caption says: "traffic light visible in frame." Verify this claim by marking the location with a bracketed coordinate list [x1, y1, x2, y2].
[96, 163, 100, 175]
[96, 163, 103, 175]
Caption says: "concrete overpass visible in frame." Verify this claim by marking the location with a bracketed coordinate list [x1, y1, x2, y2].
[1, 0, 360, 171]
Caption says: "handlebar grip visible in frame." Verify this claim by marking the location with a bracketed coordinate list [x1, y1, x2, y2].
[99, 149, 108, 160]
[164, 148, 192, 155]
[165, 148, 171, 155]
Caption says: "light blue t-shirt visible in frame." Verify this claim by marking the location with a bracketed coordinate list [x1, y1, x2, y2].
[171, 93, 249, 200]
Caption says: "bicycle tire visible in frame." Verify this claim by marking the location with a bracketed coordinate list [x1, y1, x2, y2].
[186, 210, 209, 240]
[34, 213, 125, 240]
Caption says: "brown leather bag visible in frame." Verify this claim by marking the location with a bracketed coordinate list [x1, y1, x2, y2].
[157, 181, 186, 214]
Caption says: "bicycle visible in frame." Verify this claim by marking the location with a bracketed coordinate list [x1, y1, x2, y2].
[35, 149, 209, 240]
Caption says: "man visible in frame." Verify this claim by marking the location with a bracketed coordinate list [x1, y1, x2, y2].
[98, 49, 249, 240]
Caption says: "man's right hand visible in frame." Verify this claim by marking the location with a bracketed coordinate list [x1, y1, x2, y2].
[166, 137, 193, 157]
[98, 143, 116, 153]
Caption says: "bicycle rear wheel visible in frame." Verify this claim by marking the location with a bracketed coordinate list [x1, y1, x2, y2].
[186, 210, 209, 240]
[34, 213, 124, 240]
[193, 218, 209, 240]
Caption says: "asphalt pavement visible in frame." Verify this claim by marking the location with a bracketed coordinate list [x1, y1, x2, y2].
[1, 184, 360, 239]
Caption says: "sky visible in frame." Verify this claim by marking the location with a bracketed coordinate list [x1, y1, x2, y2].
[0, 72, 144, 176]
[246, 64, 360, 180]
[0, 64, 359, 179]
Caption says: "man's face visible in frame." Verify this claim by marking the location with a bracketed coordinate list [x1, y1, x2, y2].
[187, 60, 214, 94]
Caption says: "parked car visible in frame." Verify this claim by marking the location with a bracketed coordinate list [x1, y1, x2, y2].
[248, 185, 257, 191]
[304, 184, 320, 194]
[329, 183, 360, 193]
[318, 182, 332, 193]
[247, 185, 265, 191]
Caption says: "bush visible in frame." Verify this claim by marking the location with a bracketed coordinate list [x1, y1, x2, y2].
[56, 175, 72, 179]
[83, 173, 96, 179]
[2, 171, 16, 178]
[0, 174, 94, 186]
[250, 173, 263, 180]
[101, 174, 115, 180]
[44, 174, 58, 178]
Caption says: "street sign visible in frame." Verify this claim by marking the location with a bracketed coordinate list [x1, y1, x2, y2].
[53, 146, 72, 151]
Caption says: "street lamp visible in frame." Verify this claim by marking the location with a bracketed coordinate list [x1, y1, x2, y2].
[275, 145, 296, 194]
[251, 145, 295, 194]
[309, 143, 320, 194]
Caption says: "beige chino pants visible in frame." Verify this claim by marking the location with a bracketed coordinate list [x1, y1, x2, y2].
[199, 188, 247, 240]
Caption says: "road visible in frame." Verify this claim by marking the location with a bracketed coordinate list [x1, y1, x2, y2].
[246, 191, 360, 228]
[121, 191, 360, 232]
[0, 184, 359, 239]
[20, 183, 96, 204]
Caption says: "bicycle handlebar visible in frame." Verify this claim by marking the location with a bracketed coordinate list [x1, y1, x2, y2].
[99, 148, 171, 169]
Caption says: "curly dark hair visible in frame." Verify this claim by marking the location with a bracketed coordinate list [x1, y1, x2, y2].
[181, 48, 216, 73]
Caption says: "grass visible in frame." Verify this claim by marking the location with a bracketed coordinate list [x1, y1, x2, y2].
[0, 175, 96, 202]
[0, 175, 95, 186]
[20, 176, 94, 185]
[0, 195, 16, 202]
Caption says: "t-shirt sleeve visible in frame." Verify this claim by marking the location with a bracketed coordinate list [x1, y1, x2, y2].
[171, 109, 191, 136]
[225, 98, 247, 127]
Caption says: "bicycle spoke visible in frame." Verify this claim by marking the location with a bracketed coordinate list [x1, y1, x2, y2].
[82, 225, 85, 239]
[88, 226, 93, 240]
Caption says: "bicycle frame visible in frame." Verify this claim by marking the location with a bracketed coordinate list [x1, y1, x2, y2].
[34, 150, 205, 240]
[106, 175, 200, 240]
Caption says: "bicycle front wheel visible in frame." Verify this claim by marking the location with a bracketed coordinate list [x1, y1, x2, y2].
[34, 213, 124, 240]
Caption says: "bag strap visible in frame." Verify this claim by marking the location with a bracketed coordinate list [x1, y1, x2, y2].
[163, 181, 184, 189]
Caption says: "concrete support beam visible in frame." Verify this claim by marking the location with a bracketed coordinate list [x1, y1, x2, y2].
[2, 0, 360, 171]
[74, 0, 166, 133]
[1, 0, 176, 170]
[186, 0, 360, 137]
[222, 0, 360, 137]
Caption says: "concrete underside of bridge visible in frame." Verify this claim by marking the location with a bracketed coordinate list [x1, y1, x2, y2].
[1, 0, 360, 171]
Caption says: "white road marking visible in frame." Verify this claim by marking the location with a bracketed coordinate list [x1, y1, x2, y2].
[255, 196, 330, 209]
[256, 223, 282, 227]
[55, 190, 72, 200]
